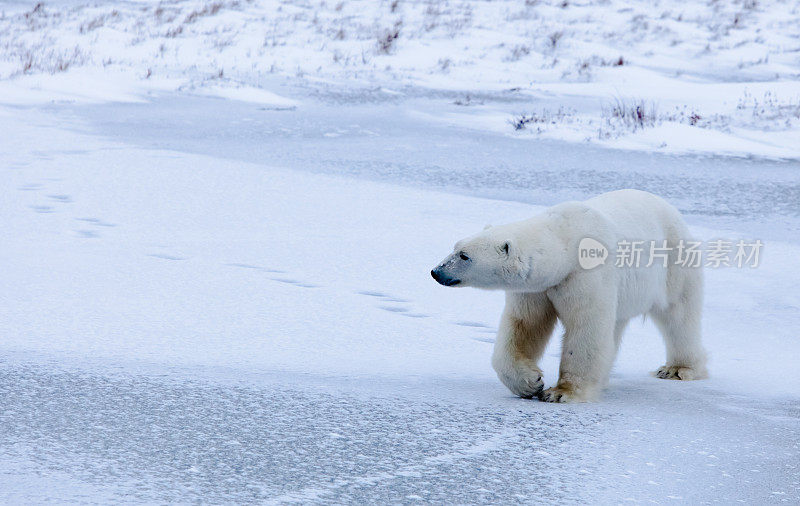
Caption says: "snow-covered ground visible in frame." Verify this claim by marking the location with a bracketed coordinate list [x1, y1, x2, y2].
[1, 0, 799, 503]
[1, 0, 800, 158]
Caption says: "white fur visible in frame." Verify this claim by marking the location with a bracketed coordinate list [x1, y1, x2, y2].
[432, 189, 707, 402]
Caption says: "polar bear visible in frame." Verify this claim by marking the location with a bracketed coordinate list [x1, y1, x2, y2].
[431, 189, 707, 402]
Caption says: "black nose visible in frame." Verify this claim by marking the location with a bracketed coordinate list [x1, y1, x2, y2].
[431, 268, 461, 286]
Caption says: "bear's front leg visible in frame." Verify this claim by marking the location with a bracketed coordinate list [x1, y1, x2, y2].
[542, 273, 617, 403]
[492, 292, 557, 399]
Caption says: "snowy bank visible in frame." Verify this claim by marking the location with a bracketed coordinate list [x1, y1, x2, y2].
[1, 0, 799, 158]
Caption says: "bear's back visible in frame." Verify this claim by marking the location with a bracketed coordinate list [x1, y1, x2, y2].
[583, 189, 688, 243]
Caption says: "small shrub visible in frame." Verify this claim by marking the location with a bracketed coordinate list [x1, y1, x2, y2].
[604, 98, 657, 131]
[184, 2, 223, 24]
[376, 23, 401, 54]
[548, 31, 563, 49]
[510, 114, 537, 130]
[25, 2, 44, 19]
[509, 108, 575, 131]
[506, 44, 530, 62]
[165, 25, 183, 37]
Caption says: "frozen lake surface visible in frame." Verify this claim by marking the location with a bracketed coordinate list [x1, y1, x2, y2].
[2, 357, 798, 504]
[60, 91, 800, 240]
[2, 91, 799, 503]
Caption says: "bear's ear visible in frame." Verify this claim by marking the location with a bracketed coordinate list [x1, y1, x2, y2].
[483, 224, 492, 230]
[501, 240, 512, 256]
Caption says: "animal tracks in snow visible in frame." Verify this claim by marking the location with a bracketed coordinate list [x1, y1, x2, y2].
[355, 290, 433, 319]
[21, 181, 116, 239]
[454, 321, 493, 329]
[271, 277, 319, 289]
[75, 229, 100, 239]
[17, 178, 120, 242]
[470, 335, 496, 343]
[357, 290, 409, 303]
[354, 289, 496, 341]
[21, 183, 57, 214]
[18, 173, 495, 345]
[357, 290, 387, 298]
[356, 290, 496, 341]
[76, 217, 116, 227]
[47, 194, 73, 203]
[72, 218, 117, 239]
[378, 305, 409, 313]
[148, 253, 187, 261]
[355, 290, 497, 343]
[225, 263, 285, 273]
[225, 262, 268, 270]
[224, 263, 318, 288]
[454, 321, 497, 342]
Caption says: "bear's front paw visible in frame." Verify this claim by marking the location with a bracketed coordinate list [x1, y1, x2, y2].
[538, 381, 596, 403]
[654, 365, 706, 380]
[539, 385, 576, 403]
[497, 369, 544, 399]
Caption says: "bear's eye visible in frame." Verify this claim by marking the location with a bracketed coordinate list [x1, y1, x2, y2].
[459, 252, 470, 261]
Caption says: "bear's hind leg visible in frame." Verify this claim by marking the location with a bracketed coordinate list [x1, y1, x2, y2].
[492, 292, 557, 398]
[651, 270, 707, 381]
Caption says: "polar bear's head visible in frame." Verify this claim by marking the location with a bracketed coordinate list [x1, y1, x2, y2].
[431, 219, 572, 292]
[431, 232, 521, 289]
